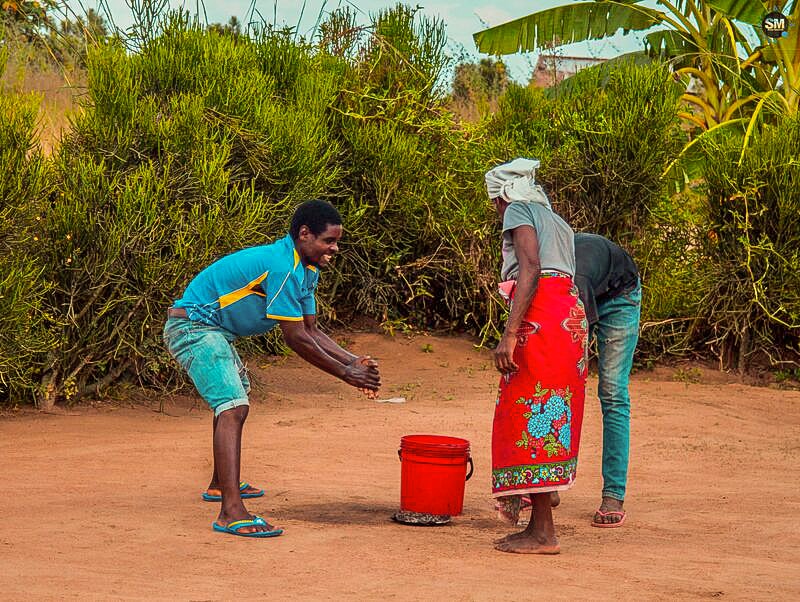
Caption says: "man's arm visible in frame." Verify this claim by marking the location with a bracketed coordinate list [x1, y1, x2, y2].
[301, 314, 360, 365]
[279, 318, 381, 390]
[494, 225, 541, 375]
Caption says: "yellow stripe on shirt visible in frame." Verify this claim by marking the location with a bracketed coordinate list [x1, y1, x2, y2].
[218, 271, 269, 309]
[266, 314, 303, 321]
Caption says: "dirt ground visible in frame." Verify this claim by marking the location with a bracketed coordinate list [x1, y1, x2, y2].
[2, 332, 799, 601]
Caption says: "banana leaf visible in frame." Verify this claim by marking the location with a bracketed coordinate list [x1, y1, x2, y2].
[663, 117, 747, 191]
[706, 0, 770, 26]
[645, 29, 698, 67]
[473, 1, 665, 55]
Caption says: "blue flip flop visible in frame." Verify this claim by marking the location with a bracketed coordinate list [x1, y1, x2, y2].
[212, 515, 283, 538]
[202, 481, 265, 502]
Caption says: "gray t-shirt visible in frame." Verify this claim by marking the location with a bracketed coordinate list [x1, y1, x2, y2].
[500, 202, 575, 280]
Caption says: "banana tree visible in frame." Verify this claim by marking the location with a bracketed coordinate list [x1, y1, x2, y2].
[473, 1, 799, 131]
[710, 1, 799, 143]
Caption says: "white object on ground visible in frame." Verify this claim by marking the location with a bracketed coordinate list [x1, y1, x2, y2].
[376, 397, 406, 404]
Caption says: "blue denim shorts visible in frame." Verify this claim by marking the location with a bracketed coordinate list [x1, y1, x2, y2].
[163, 317, 250, 416]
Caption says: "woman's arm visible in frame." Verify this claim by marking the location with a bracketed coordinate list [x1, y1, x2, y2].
[494, 224, 541, 374]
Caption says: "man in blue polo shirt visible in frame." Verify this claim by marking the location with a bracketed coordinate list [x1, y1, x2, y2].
[163, 200, 381, 538]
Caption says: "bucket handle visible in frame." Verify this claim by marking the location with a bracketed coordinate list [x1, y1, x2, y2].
[397, 450, 474, 482]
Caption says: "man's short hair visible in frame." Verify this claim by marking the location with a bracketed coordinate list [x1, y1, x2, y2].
[290, 200, 342, 239]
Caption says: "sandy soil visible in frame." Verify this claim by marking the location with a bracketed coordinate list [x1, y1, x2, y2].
[2, 332, 799, 601]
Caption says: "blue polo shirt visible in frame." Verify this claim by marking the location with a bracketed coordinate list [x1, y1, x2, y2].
[173, 234, 318, 337]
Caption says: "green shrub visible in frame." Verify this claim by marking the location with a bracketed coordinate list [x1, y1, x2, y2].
[544, 59, 684, 243]
[485, 83, 552, 159]
[13, 4, 786, 406]
[699, 115, 800, 369]
[36, 19, 341, 406]
[317, 6, 508, 339]
[482, 59, 684, 245]
[632, 191, 712, 358]
[482, 60, 689, 353]
[0, 51, 55, 403]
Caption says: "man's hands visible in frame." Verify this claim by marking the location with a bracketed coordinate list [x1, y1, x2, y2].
[280, 320, 383, 396]
[493, 333, 519, 375]
[345, 355, 381, 398]
[280, 319, 381, 397]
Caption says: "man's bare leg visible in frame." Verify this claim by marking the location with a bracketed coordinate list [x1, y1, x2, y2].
[205, 412, 261, 498]
[494, 493, 560, 554]
[213, 406, 276, 534]
[209, 412, 221, 488]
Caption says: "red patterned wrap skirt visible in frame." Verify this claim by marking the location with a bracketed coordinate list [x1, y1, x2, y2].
[492, 272, 588, 499]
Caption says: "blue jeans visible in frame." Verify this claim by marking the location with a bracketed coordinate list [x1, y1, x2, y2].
[591, 280, 641, 501]
[163, 317, 250, 416]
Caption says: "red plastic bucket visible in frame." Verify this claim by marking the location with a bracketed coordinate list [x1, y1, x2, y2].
[398, 434, 473, 516]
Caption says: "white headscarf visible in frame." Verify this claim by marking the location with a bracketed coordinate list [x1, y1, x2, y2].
[484, 158, 550, 207]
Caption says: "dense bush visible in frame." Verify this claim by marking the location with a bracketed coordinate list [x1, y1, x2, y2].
[544, 60, 685, 242]
[0, 49, 55, 402]
[484, 59, 685, 243]
[14, 8, 502, 407]
[699, 116, 800, 370]
[3, 4, 797, 407]
[450, 57, 509, 120]
[36, 17, 340, 407]
[631, 191, 712, 360]
[321, 5, 501, 334]
[485, 59, 685, 245]
[481, 60, 694, 357]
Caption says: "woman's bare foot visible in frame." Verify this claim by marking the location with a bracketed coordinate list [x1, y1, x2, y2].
[493, 530, 535, 545]
[494, 493, 559, 554]
[494, 532, 560, 554]
[592, 496, 625, 526]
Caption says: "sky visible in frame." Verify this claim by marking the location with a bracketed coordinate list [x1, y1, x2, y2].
[64, 0, 657, 82]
